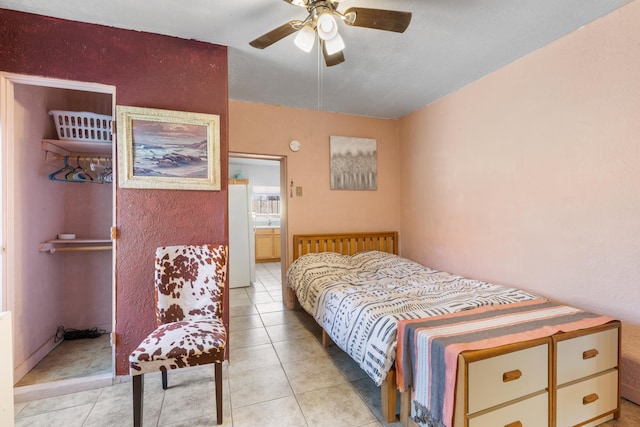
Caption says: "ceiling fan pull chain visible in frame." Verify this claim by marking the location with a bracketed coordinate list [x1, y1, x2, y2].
[317, 40, 323, 111]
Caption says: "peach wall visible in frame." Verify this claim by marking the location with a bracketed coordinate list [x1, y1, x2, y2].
[229, 101, 402, 263]
[399, 1, 640, 324]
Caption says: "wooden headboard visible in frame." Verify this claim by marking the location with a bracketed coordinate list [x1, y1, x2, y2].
[293, 232, 398, 260]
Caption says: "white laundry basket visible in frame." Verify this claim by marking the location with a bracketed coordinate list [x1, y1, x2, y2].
[49, 110, 113, 143]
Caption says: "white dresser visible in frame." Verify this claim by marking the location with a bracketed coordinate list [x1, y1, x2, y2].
[554, 325, 620, 427]
[454, 337, 552, 427]
[408, 322, 620, 427]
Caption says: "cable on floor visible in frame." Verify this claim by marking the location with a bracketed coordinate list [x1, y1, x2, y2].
[54, 325, 106, 342]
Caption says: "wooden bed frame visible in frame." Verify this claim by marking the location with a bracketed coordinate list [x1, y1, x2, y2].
[291, 231, 400, 423]
[289, 232, 621, 427]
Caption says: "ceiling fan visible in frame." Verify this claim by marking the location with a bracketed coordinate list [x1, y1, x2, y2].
[249, 0, 412, 66]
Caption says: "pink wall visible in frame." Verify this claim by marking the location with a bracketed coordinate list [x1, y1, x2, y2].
[399, 1, 640, 325]
[11, 84, 66, 371]
[62, 180, 113, 333]
[229, 100, 402, 263]
[11, 84, 115, 379]
[0, 9, 229, 375]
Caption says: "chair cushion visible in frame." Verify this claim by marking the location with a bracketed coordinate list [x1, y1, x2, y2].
[129, 319, 226, 375]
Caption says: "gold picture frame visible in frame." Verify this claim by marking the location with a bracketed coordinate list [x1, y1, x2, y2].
[117, 106, 220, 191]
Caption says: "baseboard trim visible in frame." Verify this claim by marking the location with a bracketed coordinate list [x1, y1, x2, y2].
[13, 338, 61, 384]
[622, 383, 640, 405]
[13, 373, 113, 403]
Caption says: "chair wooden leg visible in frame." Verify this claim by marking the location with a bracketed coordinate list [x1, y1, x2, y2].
[215, 362, 223, 425]
[133, 374, 144, 427]
[161, 370, 168, 390]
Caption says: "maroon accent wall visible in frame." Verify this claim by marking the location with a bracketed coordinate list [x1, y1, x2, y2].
[0, 9, 229, 375]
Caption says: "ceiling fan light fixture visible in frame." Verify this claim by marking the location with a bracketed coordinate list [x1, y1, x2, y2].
[316, 13, 338, 41]
[324, 32, 345, 55]
[249, 2, 412, 67]
[294, 24, 316, 52]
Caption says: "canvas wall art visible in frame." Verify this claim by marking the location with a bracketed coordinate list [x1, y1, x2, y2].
[330, 136, 377, 190]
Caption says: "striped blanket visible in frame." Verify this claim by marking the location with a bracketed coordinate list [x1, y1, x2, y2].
[396, 299, 616, 427]
[287, 251, 538, 386]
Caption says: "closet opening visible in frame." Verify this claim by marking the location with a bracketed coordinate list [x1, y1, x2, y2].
[228, 154, 287, 307]
[1, 73, 116, 401]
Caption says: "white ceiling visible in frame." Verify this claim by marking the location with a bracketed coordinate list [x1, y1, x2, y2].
[0, 0, 627, 119]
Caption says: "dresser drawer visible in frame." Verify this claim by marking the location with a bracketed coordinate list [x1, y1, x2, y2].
[468, 392, 549, 427]
[556, 369, 618, 427]
[556, 328, 618, 385]
[467, 343, 548, 413]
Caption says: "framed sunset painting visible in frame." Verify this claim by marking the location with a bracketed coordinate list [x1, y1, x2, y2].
[116, 106, 220, 190]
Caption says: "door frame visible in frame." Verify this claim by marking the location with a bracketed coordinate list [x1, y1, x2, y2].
[229, 152, 288, 295]
[0, 72, 116, 392]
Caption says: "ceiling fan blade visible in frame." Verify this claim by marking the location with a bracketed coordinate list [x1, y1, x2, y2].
[344, 7, 412, 33]
[249, 20, 302, 49]
[322, 41, 345, 67]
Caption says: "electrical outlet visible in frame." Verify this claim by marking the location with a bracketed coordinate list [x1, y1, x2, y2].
[296, 186, 303, 197]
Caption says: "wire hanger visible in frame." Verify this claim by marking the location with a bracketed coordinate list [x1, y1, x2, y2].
[98, 157, 113, 183]
[48, 156, 80, 183]
[63, 156, 90, 182]
[49, 156, 108, 184]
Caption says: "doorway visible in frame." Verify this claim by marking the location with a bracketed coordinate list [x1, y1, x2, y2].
[0, 73, 116, 400]
[228, 154, 287, 305]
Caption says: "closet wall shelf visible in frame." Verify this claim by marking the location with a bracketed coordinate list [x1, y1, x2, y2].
[42, 139, 113, 158]
[39, 239, 112, 254]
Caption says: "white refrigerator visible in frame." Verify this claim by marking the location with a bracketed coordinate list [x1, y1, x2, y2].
[228, 183, 255, 288]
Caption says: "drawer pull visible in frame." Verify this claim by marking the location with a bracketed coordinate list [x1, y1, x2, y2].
[502, 369, 522, 382]
[583, 349, 599, 360]
[505, 422, 523, 427]
[583, 393, 599, 405]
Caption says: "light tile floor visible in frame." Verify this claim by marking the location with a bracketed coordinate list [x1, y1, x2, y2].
[13, 262, 640, 426]
[16, 334, 112, 387]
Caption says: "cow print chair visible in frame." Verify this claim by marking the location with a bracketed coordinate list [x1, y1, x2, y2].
[129, 244, 228, 426]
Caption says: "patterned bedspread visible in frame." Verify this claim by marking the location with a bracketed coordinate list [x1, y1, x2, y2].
[286, 250, 539, 386]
